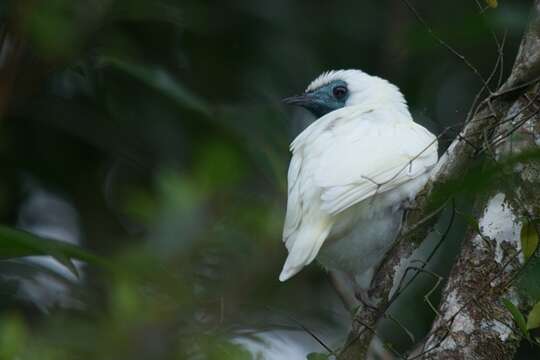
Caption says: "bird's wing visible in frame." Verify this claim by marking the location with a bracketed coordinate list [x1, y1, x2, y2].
[315, 116, 438, 215]
[280, 121, 335, 281]
[280, 107, 438, 281]
[282, 106, 355, 246]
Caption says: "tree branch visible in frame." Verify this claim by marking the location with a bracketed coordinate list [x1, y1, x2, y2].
[420, 83, 540, 360]
[340, 1, 540, 358]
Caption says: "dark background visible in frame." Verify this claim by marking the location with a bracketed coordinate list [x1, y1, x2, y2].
[0, 1, 536, 359]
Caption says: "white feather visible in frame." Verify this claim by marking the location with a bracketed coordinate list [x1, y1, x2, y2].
[280, 70, 438, 282]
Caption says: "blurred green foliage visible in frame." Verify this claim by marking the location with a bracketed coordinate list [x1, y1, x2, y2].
[0, 0, 538, 359]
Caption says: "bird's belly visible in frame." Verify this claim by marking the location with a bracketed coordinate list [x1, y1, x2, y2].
[317, 202, 403, 277]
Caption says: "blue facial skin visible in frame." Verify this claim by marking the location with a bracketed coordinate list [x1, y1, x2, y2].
[283, 80, 349, 118]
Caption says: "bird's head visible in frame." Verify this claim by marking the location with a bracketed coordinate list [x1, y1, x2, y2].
[283, 69, 407, 118]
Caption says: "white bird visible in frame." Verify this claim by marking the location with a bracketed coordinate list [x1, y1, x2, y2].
[280, 69, 438, 308]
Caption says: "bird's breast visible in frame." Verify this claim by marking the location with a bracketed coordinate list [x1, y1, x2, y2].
[316, 187, 408, 276]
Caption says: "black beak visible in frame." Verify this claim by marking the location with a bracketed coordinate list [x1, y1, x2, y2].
[282, 94, 312, 107]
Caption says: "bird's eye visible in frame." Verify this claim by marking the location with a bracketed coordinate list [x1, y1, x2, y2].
[332, 85, 348, 99]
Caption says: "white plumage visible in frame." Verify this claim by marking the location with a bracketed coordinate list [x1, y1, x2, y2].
[279, 70, 438, 288]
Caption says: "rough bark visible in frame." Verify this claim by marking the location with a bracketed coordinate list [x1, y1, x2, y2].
[421, 87, 540, 358]
[340, 1, 540, 359]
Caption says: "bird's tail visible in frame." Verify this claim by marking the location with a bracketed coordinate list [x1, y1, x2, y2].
[279, 221, 331, 282]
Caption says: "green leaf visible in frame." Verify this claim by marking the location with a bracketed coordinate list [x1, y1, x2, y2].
[517, 256, 540, 302]
[0, 225, 109, 272]
[428, 149, 540, 213]
[196, 336, 252, 360]
[528, 301, 540, 330]
[503, 299, 528, 337]
[0, 314, 27, 359]
[98, 57, 210, 116]
[306, 353, 330, 360]
[485, 0, 498, 8]
[521, 222, 539, 260]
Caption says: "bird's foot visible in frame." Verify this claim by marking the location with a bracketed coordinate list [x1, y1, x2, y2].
[401, 199, 420, 212]
[329, 270, 361, 313]
[354, 288, 378, 312]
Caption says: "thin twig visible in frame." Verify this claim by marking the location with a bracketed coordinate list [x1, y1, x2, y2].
[400, 0, 491, 92]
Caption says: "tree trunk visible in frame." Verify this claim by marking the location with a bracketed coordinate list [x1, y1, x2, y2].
[421, 84, 540, 360]
[340, 1, 540, 359]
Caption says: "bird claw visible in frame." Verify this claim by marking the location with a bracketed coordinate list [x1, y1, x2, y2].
[401, 199, 420, 212]
[354, 288, 377, 312]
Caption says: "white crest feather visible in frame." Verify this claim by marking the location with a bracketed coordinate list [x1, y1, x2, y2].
[306, 69, 360, 92]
